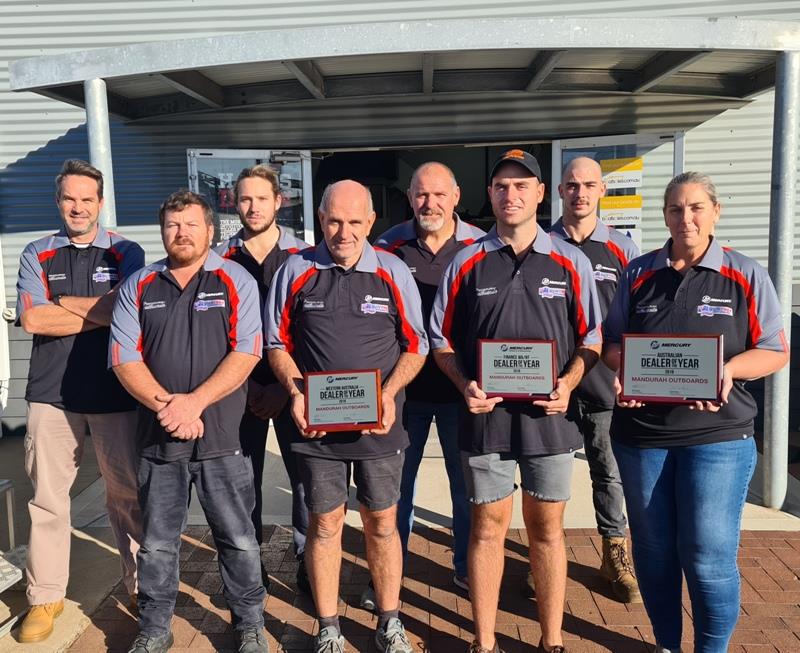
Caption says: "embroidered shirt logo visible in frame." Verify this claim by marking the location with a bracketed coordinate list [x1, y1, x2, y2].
[476, 287, 498, 297]
[92, 266, 118, 283]
[361, 302, 389, 314]
[538, 286, 566, 299]
[48, 273, 67, 281]
[303, 299, 325, 310]
[541, 278, 567, 286]
[701, 295, 732, 304]
[635, 304, 658, 314]
[194, 299, 226, 311]
[697, 304, 733, 317]
[143, 300, 166, 310]
[197, 291, 224, 299]
[593, 270, 617, 282]
[364, 294, 389, 302]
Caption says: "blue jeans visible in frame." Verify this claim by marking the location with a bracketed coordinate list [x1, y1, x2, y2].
[613, 437, 756, 653]
[136, 454, 265, 636]
[398, 401, 470, 578]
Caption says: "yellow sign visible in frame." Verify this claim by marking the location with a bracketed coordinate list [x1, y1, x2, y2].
[600, 157, 643, 189]
[599, 195, 642, 210]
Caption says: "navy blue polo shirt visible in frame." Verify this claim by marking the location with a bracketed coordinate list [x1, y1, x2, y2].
[215, 226, 309, 386]
[265, 241, 428, 460]
[16, 225, 144, 413]
[109, 250, 262, 461]
[375, 216, 485, 404]
[430, 224, 602, 455]
[550, 218, 640, 409]
[605, 237, 787, 447]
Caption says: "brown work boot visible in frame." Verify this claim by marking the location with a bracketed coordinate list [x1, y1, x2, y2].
[18, 600, 64, 643]
[600, 537, 642, 603]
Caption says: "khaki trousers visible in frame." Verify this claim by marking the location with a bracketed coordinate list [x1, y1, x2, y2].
[24, 402, 141, 605]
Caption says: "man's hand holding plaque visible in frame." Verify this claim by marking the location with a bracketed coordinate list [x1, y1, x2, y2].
[619, 334, 723, 405]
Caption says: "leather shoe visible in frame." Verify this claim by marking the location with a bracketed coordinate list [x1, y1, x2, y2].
[18, 600, 64, 643]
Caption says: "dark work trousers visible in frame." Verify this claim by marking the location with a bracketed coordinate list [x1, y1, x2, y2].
[239, 406, 308, 556]
[136, 454, 265, 636]
[575, 398, 627, 538]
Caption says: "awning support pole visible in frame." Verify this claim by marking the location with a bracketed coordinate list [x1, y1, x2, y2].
[84, 78, 117, 228]
[764, 50, 800, 510]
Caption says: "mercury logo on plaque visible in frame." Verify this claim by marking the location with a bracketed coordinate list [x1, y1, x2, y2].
[619, 334, 723, 404]
[478, 339, 556, 400]
[304, 369, 382, 431]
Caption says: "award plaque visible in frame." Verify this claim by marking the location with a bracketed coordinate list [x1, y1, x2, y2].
[619, 334, 723, 404]
[478, 339, 556, 400]
[304, 369, 382, 431]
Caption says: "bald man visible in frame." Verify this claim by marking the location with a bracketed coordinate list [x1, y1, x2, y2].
[266, 180, 428, 653]
[549, 157, 641, 603]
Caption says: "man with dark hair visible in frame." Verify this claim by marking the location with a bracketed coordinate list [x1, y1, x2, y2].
[111, 190, 269, 653]
[16, 159, 144, 643]
[430, 150, 603, 653]
[267, 180, 427, 653]
[215, 165, 311, 592]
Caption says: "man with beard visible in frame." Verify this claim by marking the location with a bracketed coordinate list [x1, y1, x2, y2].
[215, 165, 310, 592]
[15, 159, 144, 643]
[370, 163, 484, 605]
[548, 157, 640, 603]
[110, 191, 268, 653]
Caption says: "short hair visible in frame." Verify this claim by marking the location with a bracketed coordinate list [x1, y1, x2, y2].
[55, 159, 104, 200]
[318, 180, 374, 215]
[158, 190, 214, 227]
[409, 162, 458, 191]
[663, 171, 719, 208]
[234, 164, 280, 203]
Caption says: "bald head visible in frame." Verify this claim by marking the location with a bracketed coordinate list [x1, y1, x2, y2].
[407, 162, 461, 234]
[558, 156, 606, 224]
[318, 179, 376, 267]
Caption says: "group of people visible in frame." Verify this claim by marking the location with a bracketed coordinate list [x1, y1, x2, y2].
[13, 151, 788, 653]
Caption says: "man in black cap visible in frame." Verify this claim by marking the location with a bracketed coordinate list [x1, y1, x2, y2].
[430, 149, 602, 653]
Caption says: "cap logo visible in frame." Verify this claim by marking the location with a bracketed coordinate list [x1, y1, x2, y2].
[503, 149, 526, 160]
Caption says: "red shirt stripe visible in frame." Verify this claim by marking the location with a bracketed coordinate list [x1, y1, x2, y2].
[605, 240, 629, 267]
[212, 269, 240, 350]
[278, 267, 318, 354]
[549, 251, 588, 339]
[442, 250, 487, 348]
[376, 267, 420, 354]
[631, 269, 656, 293]
[135, 271, 158, 352]
[719, 265, 762, 347]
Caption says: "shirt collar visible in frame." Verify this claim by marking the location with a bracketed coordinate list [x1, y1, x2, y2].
[452, 214, 475, 242]
[54, 223, 112, 249]
[551, 217, 610, 243]
[654, 236, 723, 272]
[485, 223, 552, 255]
[314, 240, 378, 273]
[229, 225, 298, 251]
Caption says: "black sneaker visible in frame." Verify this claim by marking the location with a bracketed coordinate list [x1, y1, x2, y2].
[260, 562, 271, 593]
[236, 627, 269, 653]
[296, 556, 311, 595]
[127, 632, 174, 653]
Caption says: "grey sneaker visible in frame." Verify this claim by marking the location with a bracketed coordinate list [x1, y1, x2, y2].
[453, 574, 469, 591]
[236, 627, 269, 653]
[127, 632, 174, 653]
[359, 583, 377, 611]
[374, 617, 412, 653]
[315, 626, 345, 653]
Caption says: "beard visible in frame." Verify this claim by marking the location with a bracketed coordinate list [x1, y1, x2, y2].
[167, 239, 208, 266]
[241, 212, 275, 236]
[417, 213, 445, 233]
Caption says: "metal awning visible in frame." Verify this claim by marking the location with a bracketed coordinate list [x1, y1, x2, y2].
[8, 17, 800, 132]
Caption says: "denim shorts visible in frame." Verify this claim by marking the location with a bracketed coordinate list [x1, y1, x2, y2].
[462, 450, 575, 504]
[298, 451, 405, 514]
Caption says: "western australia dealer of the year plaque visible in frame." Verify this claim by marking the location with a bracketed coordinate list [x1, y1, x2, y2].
[304, 369, 382, 431]
[620, 334, 723, 404]
[478, 339, 556, 400]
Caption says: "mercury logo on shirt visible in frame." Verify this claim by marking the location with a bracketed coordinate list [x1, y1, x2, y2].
[540, 278, 567, 286]
[92, 266, 119, 283]
[364, 294, 389, 303]
[701, 295, 732, 304]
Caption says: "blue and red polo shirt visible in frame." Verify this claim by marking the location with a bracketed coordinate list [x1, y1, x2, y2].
[265, 241, 428, 460]
[549, 218, 640, 409]
[215, 226, 309, 386]
[109, 250, 262, 461]
[16, 225, 144, 413]
[375, 216, 485, 404]
[430, 224, 603, 455]
[605, 237, 788, 447]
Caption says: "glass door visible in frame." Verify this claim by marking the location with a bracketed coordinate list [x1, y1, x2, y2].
[187, 148, 315, 245]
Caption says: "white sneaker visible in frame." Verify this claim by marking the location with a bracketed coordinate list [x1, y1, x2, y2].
[453, 574, 469, 591]
[359, 584, 376, 612]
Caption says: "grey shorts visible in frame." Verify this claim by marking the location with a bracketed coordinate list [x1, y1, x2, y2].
[462, 451, 575, 504]
[297, 451, 405, 514]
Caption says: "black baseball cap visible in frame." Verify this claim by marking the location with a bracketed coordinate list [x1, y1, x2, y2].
[489, 149, 543, 181]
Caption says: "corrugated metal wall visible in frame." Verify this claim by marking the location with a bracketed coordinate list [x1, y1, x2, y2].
[2, 0, 800, 432]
